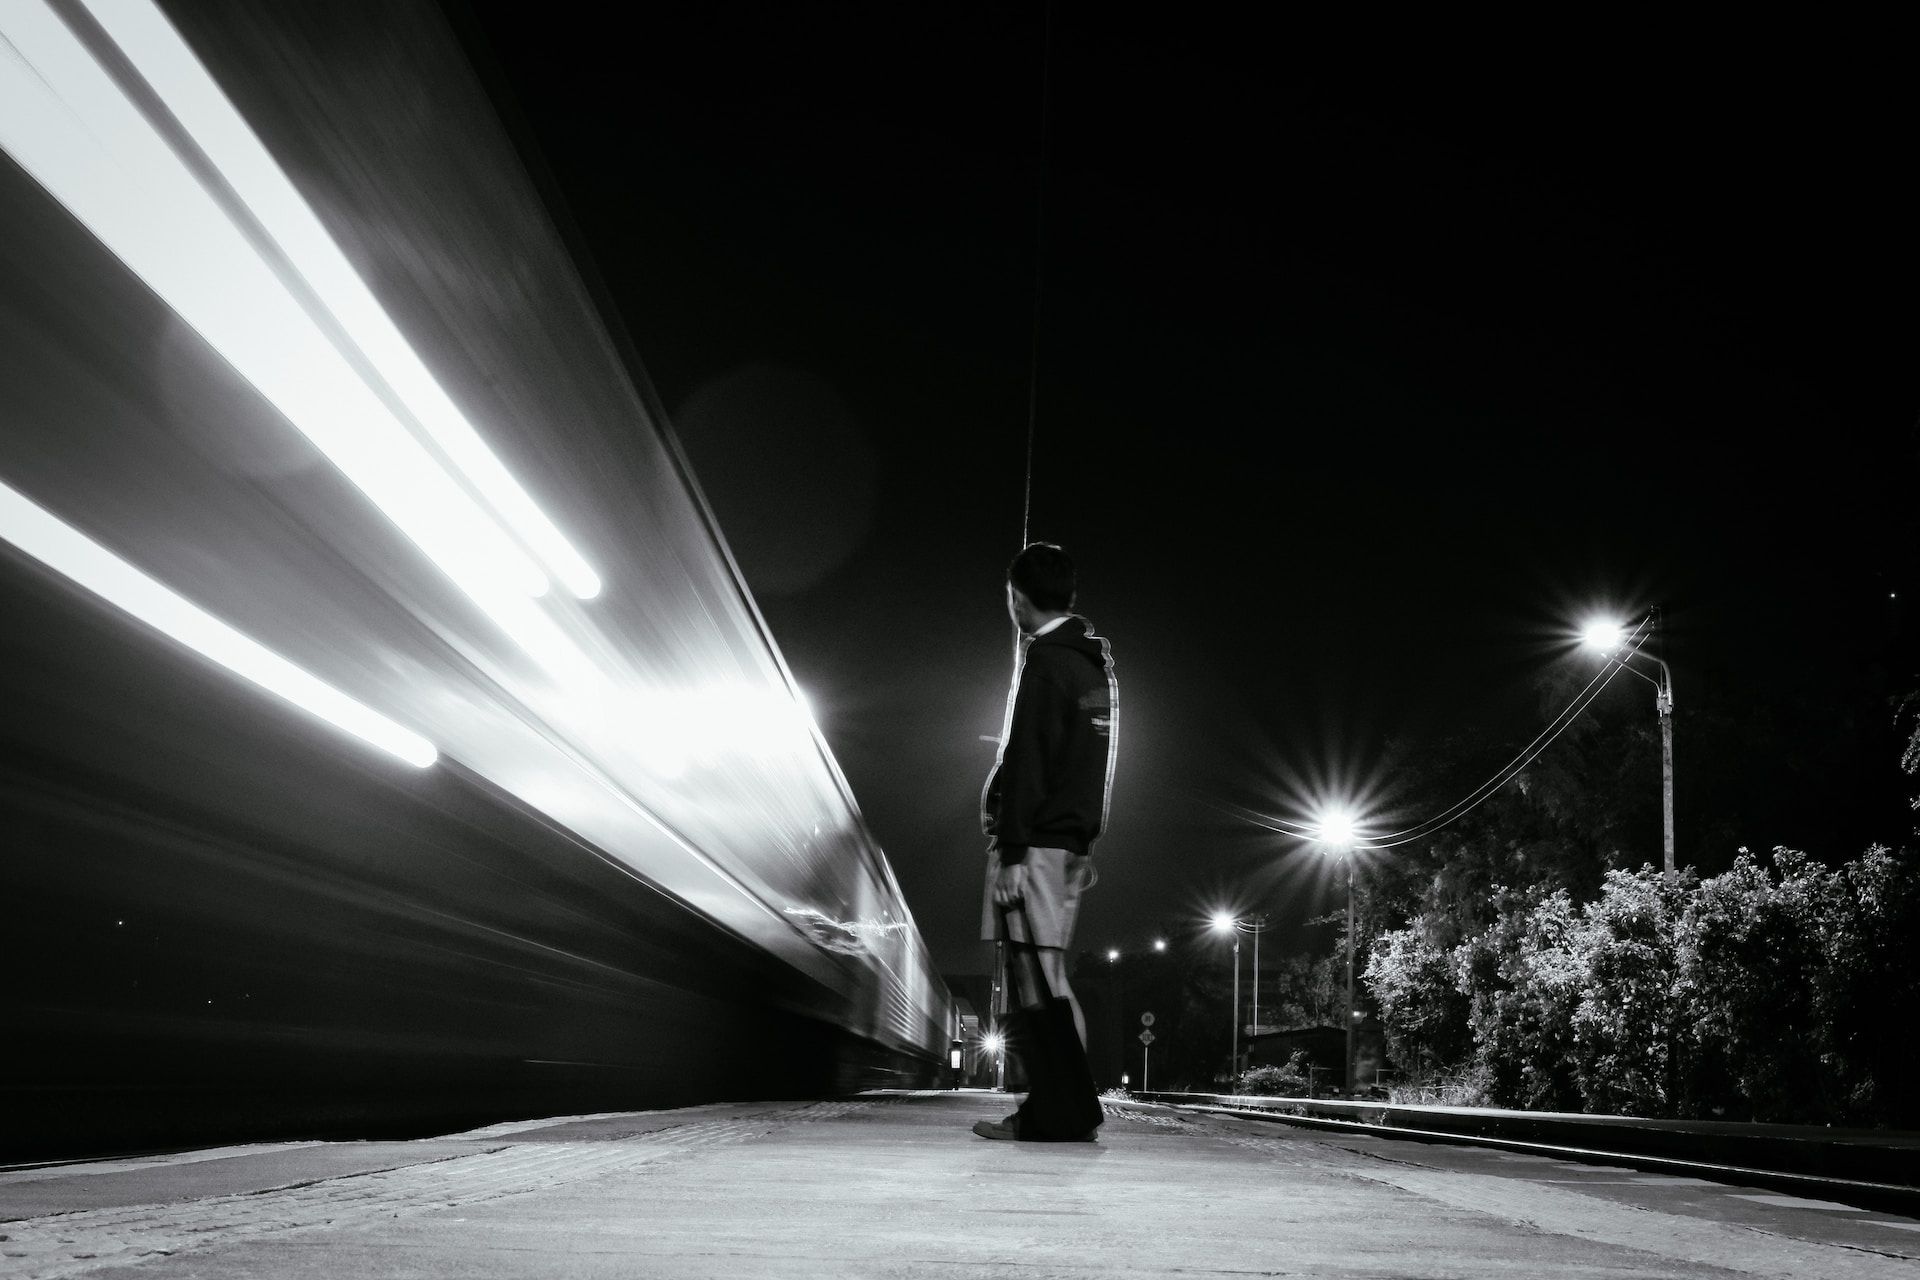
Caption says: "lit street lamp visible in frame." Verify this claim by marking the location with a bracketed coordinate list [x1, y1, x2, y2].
[1583, 615, 1677, 877]
[1210, 912, 1271, 1081]
[981, 1028, 1007, 1091]
[1209, 911, 1240, 1081]
[1314, 809, 1360, 1096]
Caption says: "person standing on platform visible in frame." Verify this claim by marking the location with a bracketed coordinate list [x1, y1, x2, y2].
[973, 542, 1119, 1142]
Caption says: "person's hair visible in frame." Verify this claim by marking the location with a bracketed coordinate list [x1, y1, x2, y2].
[1008, 542, 1076, 612]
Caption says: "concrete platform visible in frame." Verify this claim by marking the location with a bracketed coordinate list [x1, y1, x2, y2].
[3, 1092, 1917, 1278]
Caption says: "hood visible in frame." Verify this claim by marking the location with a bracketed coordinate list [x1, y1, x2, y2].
[1030, 615, 1109, 668]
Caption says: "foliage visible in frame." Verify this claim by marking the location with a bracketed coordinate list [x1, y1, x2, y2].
[1236, 1051, 1312, 1097]
[1676, 849, 1836, 1121]
[1452, 886, 1584, 1111]
[1259, 953, 1345, 1030]
[1820, 846, 1920, 1126]
[1387, 1069, 1494, 1108]
[1364, 915, 1469, 1073]
[1360, 845, 1920, 1124]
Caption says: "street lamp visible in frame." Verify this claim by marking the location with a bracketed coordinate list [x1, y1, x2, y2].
[1314, 809, 1360, 1096]
[981, 1028, 1007, 1091]
[1210, 912, 1271, 1082]
[1209, 911, 1240, 1082]
[1583, 614, 1677, 877]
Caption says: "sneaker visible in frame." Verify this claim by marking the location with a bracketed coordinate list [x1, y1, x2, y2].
[971, 1117, 1020, 1140]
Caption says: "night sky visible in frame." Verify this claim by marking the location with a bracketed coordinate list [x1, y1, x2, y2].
[455, 4, 1916, 975]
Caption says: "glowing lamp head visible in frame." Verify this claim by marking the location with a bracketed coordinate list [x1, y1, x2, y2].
[1107, 947, 1120, 962]
[1210, 912, 1235, 933]
[1315, 808, 1359, 851]
[1582, 619, 1626, 654]
[981, 1030, 1006, 1056]
[1153, 939, 1168, 952]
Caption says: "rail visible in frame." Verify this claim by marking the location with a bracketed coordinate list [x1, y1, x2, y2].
[1132, 1091, 1920, 1216]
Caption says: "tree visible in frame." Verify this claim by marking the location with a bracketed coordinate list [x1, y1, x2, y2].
[1365, 916, 1470, 1075]
[1454, 887, 1584, 1111]
[1821, 846, 1920, 1126]
[1677, 849, 1839, 1123]
[1568, 867, 1688, 1116]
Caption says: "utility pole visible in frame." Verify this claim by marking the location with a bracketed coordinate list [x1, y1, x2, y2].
[1658, 675, 1675, 878]
[1652, 606, 1676, 879]
[1344, 860, 1356, 1096]
[1583, 611, 1678, 879]
[1229, 933, 1240, 1084]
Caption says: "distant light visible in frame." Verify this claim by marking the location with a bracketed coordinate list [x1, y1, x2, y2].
[0, 479, 437, 769]
[1581, 619, 1627, 653]
[1107, 948, 1120, 962]
[1153, 939, 1167, 952]
[981, 1031, 1006, 1056]
[1120, 1073, 1130, 1085]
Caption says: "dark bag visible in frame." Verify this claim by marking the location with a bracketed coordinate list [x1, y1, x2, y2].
[999, 902, 1103, 1140]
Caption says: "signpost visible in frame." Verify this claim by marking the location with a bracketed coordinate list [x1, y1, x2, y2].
[1139, 1012, 1156, 1091]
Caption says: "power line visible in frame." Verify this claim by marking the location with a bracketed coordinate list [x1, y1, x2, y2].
[1260, 613, 1656, 850]
[1020, 0, 1053, 549]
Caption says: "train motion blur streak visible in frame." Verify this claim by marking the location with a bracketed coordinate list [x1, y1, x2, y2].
[0, 0, 951, 1158]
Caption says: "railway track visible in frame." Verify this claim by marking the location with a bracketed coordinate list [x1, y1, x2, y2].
[1132, 1091, 1920, 1217]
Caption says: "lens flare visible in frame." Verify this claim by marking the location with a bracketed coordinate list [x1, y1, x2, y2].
[1581, 619, 1626, 653]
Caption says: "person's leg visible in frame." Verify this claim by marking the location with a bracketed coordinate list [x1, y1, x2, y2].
[1036, 947, 1085, 1047]
[1041, 852, 1092, 1048]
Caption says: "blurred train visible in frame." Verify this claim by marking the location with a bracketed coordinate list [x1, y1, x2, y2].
[0, 0, 953, 1159]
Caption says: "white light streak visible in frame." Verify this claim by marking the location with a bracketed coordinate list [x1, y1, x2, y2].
[0, 0, 598, 682]
[0, 479, 437, 768]
[81, 0, 601, 600]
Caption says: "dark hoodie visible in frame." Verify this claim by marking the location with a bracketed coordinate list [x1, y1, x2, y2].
[980, 616, 1118, 862]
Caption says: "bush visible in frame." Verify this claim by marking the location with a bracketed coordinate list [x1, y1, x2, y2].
[1236, 1051, 1312, 1097]
[1360, 842, 1920, 1124]
[1367, 917, 1472, 1074]
[1387, 1068, 1495, 1108]
[1568, 867, 1689, 1116]
[1455, 887, 1585, 1111]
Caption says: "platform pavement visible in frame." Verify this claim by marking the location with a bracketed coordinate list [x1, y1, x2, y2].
[2, 1091, 1916, 1279]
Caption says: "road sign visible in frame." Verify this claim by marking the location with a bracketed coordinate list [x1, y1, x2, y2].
[1140, 1012, 1156, 1027]
[1138, 1030, 1155, 1045]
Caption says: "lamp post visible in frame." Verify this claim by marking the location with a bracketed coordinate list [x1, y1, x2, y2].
[1314, 810, 1360, 1096]
[1211, 913, 1271, 1080]
[1106, 947, 1123, 1089]
[1342, 858, 1355, 1095]
[982, 1028, 1006, 1091]
[1583, 615, 1677, 877]
[1210, 913, 1241, 1082]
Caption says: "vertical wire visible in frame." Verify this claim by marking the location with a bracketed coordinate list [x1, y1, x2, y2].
[1021, 0, 1054, 550]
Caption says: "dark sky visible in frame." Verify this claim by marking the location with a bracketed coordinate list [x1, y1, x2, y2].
[455, 4, 1917, 974]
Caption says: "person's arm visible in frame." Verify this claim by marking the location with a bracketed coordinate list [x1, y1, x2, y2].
[979, 765, 1001, 838]
[990, 657, 1065, 864]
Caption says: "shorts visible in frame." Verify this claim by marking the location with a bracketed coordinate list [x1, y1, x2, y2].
[979, 845, 1093, 950]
